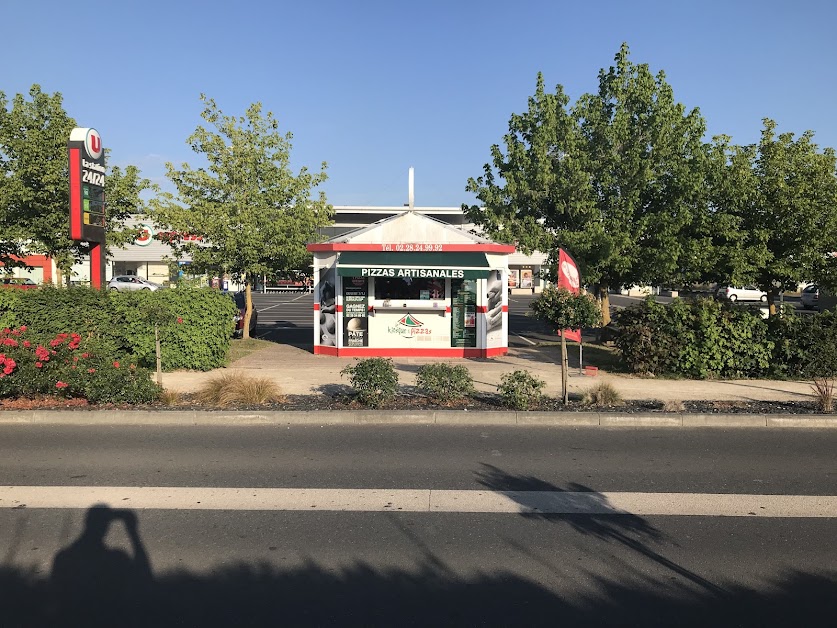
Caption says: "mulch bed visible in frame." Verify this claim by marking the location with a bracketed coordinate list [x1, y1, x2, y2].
[0, 394, 826, 414]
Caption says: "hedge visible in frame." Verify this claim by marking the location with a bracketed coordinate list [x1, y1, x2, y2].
[0, 286, 237, 371]
[613, 297, 837, 379]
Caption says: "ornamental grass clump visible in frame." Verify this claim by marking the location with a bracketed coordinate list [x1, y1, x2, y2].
[415, 363, 475, 402]
[0, 326, 160, 404]
[340, 357, 399, 408]
[810, 377, 835, 413]
[195, 372, 284, 407]
[497, 370, 545, 410]
[581, 381, 623, 407]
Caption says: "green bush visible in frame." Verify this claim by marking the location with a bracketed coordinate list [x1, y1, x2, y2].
[767, 310, 837, 378]
[0, 326, 160, 404]
[340, 357, 399, 407]
[614, 297, 773, 378]
[497, 370, 545, 410]
[0, 286, 236, 371]
[415, 363, 475, 401]
[109, 288, 236, 371]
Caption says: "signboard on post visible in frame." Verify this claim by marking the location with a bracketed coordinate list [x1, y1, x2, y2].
[68, 127, 106, 287]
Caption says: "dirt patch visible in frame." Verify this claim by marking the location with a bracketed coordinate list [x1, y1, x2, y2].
[0, 394, 827, 414]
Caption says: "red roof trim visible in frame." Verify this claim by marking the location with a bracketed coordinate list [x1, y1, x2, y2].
[307, 243, 515, 253]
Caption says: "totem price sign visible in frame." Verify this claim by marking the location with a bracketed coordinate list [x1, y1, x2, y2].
[69, 127, 106, 244]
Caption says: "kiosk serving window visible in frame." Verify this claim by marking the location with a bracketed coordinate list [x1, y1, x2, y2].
[374, 276, 445, 300]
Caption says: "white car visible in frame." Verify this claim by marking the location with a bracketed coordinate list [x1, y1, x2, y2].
[716, 286, 767, 303]
[108, 276, 161, 291]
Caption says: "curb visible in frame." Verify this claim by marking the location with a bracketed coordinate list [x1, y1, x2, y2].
[0, 409, 835, 428]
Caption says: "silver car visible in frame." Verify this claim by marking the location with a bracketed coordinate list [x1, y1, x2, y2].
[800, 284, 819, 310]
[107, 275, 161, 291]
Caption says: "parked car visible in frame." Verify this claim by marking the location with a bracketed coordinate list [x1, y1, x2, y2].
[715, 286, 767, 302]
[0, 277, 38, 290]
[107, 276, 161, 291]
[801, 284, 820, 310]
[228, 291, 258, 338]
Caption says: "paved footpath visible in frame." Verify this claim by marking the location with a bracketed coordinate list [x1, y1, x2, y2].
[162, 342, 815, 403]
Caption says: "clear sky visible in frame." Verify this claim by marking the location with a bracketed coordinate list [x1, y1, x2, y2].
[4, 0, 836, 207]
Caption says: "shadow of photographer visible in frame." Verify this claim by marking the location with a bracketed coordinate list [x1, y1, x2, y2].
[49, 504, 153, 624]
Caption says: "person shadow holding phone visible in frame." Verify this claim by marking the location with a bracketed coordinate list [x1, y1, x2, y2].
[50, 505, 154, 625]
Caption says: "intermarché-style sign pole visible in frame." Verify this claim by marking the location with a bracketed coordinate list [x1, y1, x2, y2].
[68, 127, 106, 288]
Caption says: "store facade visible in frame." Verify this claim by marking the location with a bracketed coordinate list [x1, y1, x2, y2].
[308, 212, 514, 358]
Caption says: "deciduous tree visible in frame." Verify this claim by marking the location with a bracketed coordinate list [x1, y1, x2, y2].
[707, 119, 837, 315]
[152, 95, 332, 338]
[0, 85, 152, 281]
[465, 44, 711, 325]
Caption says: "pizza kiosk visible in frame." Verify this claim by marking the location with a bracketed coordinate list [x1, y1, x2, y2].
[307, 212, 514, 358]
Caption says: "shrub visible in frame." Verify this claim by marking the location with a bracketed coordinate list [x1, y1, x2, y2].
[109, 288, 237, 371]
[415, 363, 474, 401]
[614, 297, 773, 379]
[340, 358, 399, 408]
[1, 286, 236, 371]
[497, 370, 545, 410]
[0, 326, 159, 404]
[196, 372, 283, 407]
[581, 381, 623, 407]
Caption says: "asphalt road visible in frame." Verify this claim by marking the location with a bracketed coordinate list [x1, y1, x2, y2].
[2, 425, 835, 626]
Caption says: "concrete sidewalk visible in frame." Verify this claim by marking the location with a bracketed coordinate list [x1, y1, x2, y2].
[160, 342, 816, 403]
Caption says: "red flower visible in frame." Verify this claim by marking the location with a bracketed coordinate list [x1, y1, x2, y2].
[35, 345, 50, 362]
[55, 381, 68, 389]
[81, 353, 90, 359]
[73, 357, 79, 362]
[88, 368, 96, 374]
[19, 325, 26, 332]
[2, 328, 10, 335]
[177, 317, 183, 324]
[23, 340, 31, 348]
[2, 338, 18, 347]
[113, 361, 120, 368]
[35, 362, 43, 368]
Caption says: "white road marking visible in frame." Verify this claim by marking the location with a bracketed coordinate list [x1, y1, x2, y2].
[253, 303, 286, 312]
[292, 293, 312, 301]
[1, 487, 835, 517]
[516, 334, 537, 346]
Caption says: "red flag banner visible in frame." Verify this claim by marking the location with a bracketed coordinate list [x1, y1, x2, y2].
[557, 248, 582, 342]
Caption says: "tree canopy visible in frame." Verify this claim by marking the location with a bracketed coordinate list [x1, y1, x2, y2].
[151, 94, 333, 337]
[706, 119, 837, 313]
[0, 85, 152, 279]
[465, 44, 710, 324]
[153, 95, 332, 280]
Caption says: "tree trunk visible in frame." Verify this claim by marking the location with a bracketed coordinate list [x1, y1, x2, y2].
[599, 286, 611, 327]
[155, 323, 162, 387]
[243, 277, 253, 340]
[561, 332, 569, 405]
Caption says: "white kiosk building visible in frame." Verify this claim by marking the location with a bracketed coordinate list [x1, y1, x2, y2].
[308, 211, 514, 358]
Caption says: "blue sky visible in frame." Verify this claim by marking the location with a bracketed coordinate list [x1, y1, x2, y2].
[4, 0, 836, 207]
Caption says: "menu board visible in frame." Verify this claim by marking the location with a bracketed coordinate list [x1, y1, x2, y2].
[451, 279, 477, 348]
[343, 278, 369, 347]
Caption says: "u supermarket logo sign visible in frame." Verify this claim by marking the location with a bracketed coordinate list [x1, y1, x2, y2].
[84, 128, 103, 160]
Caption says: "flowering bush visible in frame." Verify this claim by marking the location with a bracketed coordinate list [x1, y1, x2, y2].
[0, 326, 160, 404]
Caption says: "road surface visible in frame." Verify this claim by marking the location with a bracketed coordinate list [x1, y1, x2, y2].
[1, 424, 835, 626]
